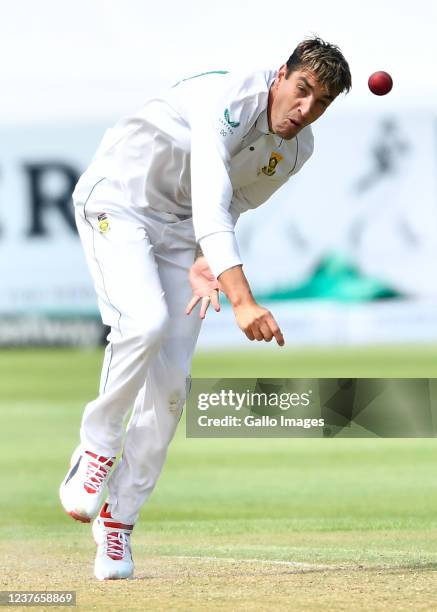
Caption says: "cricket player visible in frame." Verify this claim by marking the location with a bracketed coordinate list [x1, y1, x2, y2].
[59, 37, 351, 580]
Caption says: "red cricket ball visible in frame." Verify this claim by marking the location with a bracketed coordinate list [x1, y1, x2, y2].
[368, 71, 393, 96]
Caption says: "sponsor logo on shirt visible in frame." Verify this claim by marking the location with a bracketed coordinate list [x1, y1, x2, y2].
[219, 108, 240, 137]
[97, 212, 110, 233]
[260, 151, 284, 176]
[224, 108, 240, 128]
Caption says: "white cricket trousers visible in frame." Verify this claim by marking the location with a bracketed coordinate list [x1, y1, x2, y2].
[73, 177, 202, 524]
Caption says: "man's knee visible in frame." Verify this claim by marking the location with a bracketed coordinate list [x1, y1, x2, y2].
[129, 308, 169, 349]
[167, 374, 191, 419]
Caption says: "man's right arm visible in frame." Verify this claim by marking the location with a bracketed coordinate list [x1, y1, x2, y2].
[218, 265, 285, 346]
[187, 72, 284, 344]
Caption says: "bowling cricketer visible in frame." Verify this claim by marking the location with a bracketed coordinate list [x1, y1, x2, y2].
[59, 36, 351, 580]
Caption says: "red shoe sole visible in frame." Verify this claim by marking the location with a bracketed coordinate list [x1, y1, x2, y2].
[67, 510, 91, 523]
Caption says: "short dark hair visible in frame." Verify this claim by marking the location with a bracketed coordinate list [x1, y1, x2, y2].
[286, 36, 352, 97]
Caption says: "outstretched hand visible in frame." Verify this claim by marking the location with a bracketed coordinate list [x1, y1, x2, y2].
[186, 256, 221, 319]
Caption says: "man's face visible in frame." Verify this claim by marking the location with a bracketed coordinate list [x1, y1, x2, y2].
[268, 66, 336, 139]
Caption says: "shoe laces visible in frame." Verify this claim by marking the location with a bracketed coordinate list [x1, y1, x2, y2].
[84, 453, 114, 494]
[105, 530, 131, 561]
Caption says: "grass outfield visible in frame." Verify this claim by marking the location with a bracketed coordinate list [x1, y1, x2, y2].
[2, 346, 437, 610]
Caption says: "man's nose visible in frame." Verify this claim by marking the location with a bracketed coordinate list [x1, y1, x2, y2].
[298, 97, 313, 119]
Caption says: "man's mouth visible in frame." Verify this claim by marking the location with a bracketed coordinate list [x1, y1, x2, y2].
[289, 119, 301, 128]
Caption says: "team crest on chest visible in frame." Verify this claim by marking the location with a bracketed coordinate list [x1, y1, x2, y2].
[260, 151, 283, 176]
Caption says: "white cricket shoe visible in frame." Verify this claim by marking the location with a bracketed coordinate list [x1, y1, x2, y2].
[59, 446, 115, 523]
[93, 503, 134, 580]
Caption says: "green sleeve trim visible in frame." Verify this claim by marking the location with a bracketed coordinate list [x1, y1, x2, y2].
[172, 70, 228, 87]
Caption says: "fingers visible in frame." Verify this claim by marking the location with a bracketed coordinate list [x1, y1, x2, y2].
[186, 295, 201, 315]
[259, 321, 273, 342]
[243, 312, 285, 346]
[245, 328, 255, 341]
[210, 290, 220, 312]
[272, 324, 285, 347]
[252, 326, 264, 341]
[262, 314, 284, 346]
[199, 296, 211, 319]
[186, 290, 220, 318]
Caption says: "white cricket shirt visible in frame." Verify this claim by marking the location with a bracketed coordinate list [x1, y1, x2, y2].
[75, 69, 314, 278]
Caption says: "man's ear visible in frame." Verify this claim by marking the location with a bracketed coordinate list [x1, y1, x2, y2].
[273, 65, 287, 91]
[278, 64, 288, 80]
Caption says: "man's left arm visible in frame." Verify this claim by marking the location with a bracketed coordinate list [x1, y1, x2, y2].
[186, 202, 242, 319]
[185, 244, 221, 319]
